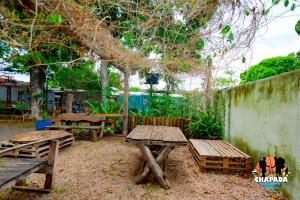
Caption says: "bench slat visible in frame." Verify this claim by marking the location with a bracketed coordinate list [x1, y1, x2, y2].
[46, 125, 102, 130]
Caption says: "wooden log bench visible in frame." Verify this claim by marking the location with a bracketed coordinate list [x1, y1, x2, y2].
[0, 140, 59, 193]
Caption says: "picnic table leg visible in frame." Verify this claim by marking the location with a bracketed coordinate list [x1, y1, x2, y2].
[135, 146, 173, 184]
[111, 120, 115, 134]
[136, 144, 171, 189]
[44, 140, 59, 189]
[92, 130, 97, 142]
[99, 122, 105, 139]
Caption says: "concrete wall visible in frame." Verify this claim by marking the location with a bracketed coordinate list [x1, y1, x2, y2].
[224, 69, 300, 199]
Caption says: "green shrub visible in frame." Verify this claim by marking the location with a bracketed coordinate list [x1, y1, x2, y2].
[84, 99, 121, 114]
[15, 102, 27, 111]
[40, 110, 48, 120]
[187, 110, 223, 139]
[16, 102, 27, 122]
[85, 99, 123, 134]
[130, 94, 203, 119]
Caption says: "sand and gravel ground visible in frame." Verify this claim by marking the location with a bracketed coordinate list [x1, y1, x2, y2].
[0, 139, 273, 200]
[0, 121, 274, 200]
[0, 120, 35, 141]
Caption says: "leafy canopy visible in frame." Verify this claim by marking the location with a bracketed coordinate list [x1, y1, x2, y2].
[240, 53, 300, 83]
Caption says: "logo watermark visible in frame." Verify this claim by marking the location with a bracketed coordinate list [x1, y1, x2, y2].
[252, 156, 290, 190]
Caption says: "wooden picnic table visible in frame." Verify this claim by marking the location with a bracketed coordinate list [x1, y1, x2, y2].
[126, 125, 188, 189]
[47, 113, 106, 141]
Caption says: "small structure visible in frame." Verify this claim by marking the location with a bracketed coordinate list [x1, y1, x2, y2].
[189, 139, 252, 174]
[0, 76, 30, 114]
[126, 125, 188, 189]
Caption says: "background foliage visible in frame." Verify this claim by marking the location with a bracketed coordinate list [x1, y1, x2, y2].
[240, 52, 300, 83]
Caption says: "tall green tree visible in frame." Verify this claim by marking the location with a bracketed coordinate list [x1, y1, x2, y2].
[240, 53, 300, 84]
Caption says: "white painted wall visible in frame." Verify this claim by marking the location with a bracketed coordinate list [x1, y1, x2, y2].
[224, 69, 300, 199]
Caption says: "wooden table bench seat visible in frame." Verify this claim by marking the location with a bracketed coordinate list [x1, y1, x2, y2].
[46, 125, 103, 142]
[45, 125, 103, 142]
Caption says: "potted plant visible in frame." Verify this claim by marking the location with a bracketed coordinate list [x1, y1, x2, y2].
[35, 110, 52, 131]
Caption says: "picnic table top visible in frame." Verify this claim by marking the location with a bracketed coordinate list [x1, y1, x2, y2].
[57, 113, 106, 123]
[126, 125, 188, 146]
[9, 130, 71, 144]
[0, 158, 47, 191]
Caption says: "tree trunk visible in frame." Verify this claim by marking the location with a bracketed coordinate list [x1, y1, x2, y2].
[100, 61, 109, 102]
[66, 93, 74, 113]
[122, 66, 130, 136]
[30, 67, 46, 120]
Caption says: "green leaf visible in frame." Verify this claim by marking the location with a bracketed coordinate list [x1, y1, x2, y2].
[122, 32, 134, 48]
[295, 20, 300, 35]
[263, 8, 270, 15]
[272, 0, 280, 5]
[227, 31, 234, 43]
[291, 3, 296, 11]
[220, 25, 231, 35]
[284, 0, 289, 7]
[242, 56, 246, 63]
[46, 14, 62, 25]
[196, 38, 205, 50]
[243, 10, 250, 16]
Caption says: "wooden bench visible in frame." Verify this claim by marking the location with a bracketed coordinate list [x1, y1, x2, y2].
[189, 139, 252, 174]
[46, 113, 106, 141]
[0, 140, 59, 193]
[46, 125, 102, 142]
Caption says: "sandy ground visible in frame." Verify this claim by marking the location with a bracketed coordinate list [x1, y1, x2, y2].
[0, 120, 35, 141]
[0, 132, 273, 200]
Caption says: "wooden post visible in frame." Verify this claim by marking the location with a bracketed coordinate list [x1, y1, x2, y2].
[66, 94, 74, 113]
[122, 66, 130, 136]
[223, 157, 229, 173]
[44, 140, 59, 189]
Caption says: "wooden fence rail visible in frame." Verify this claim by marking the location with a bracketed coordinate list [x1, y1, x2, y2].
[128, 116, 191, 136]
